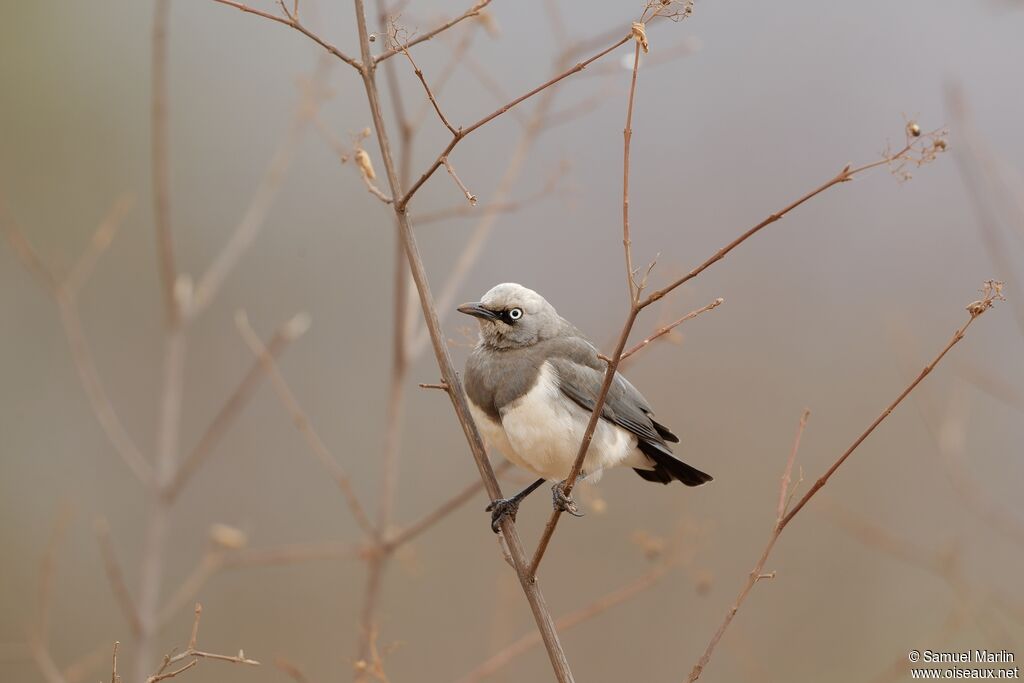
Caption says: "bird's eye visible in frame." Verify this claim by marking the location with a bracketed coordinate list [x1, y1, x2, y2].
[508, 308, 523, 321]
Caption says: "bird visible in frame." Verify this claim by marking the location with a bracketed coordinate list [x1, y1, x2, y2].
[458, 283, 712, 532]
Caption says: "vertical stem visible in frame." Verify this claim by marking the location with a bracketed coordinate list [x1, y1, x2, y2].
[136, 3, 184, 678]
[350, 2, 575, 680]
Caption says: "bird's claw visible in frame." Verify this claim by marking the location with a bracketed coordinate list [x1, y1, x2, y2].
[486, 497, 520, 534]
[551, 481, 584, 518]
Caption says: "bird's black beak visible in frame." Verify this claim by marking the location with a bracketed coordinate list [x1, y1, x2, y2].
[457, 302, 499, 321]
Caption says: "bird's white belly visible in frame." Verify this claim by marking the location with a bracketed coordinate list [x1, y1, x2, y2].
[478, 362, 643, 482]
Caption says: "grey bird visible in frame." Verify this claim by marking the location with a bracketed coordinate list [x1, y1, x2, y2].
[459, 283, 712, 532]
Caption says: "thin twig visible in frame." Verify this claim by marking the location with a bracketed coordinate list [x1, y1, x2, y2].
[146, 604, 260, 683]
[529, 33, 645, 578]
[442, 156, 477, 205]
[398, 41, 459, 136]
[688, 285, 1001, 681]
[618, 297, 723, 361]
[399, 33, 632, 210]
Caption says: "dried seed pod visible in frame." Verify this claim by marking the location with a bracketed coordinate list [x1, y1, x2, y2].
[631, 22, 649, 53]
[355, 149, 376, 180]
[907, 121, 921, 137]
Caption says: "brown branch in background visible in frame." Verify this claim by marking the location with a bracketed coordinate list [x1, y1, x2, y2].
[2, 205, 154, 486]
[461, 520, 708, 682]
[94, 519, 144, 637]
[385, 461, 513, 549]
[687, 282, 1002, 682]
[64, 195, 134, 296]
[947, 85, 1024, 338]
[146, 604, 259, 683]
[275, 657, 309, 683]
[373, 0, 493, 64]
[159, 537, 359, 627]
[165, 327, 296, 501]
[235, 311, 376, 537]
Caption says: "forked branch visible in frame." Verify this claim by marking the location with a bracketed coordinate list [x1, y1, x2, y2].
[687, 281, 1003, 682]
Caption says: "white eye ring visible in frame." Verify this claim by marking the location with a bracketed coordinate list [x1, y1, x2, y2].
[508, 308, 523, 320]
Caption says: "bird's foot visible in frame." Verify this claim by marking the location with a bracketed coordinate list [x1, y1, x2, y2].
[486, 497, 521, 534]
[551, 481, 584, 518]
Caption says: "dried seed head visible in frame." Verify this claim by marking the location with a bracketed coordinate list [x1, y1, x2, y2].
[209, 523, 248, 550]
[933, 138, 947, 151]
[355, 149, 377, 180]
[631, 22, 650, 53]
[907, 121, 921, 137]
[283, 311, 312, 341]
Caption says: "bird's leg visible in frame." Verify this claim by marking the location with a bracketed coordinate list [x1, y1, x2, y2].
[551, 477, 585, 518]
[486, 478, 546, 533]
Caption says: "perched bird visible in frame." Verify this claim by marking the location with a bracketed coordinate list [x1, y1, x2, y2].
[459, 283, 712, 532]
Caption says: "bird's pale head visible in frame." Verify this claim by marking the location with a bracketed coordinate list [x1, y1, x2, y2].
[458, 283, 565, 349]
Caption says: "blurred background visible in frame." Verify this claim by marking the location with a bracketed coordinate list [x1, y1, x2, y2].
[2, 1, 1023, 681]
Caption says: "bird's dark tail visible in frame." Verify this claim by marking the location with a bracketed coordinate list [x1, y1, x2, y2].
[634, 440, 712, 487]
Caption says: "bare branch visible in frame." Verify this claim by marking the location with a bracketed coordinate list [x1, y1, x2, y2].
[374, 0, 493, 64]
[443, 156, 477, 205]
[395, 35, 459, 136]
[688, 283, 1001, 682]
[146, 603, 260, 683]
[642, 131, 947, 309]
[399, 33, 632, 209]
[618, 298, 723, 361]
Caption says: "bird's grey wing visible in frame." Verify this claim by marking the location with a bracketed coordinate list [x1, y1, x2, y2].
[546, 336, 670, 448]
